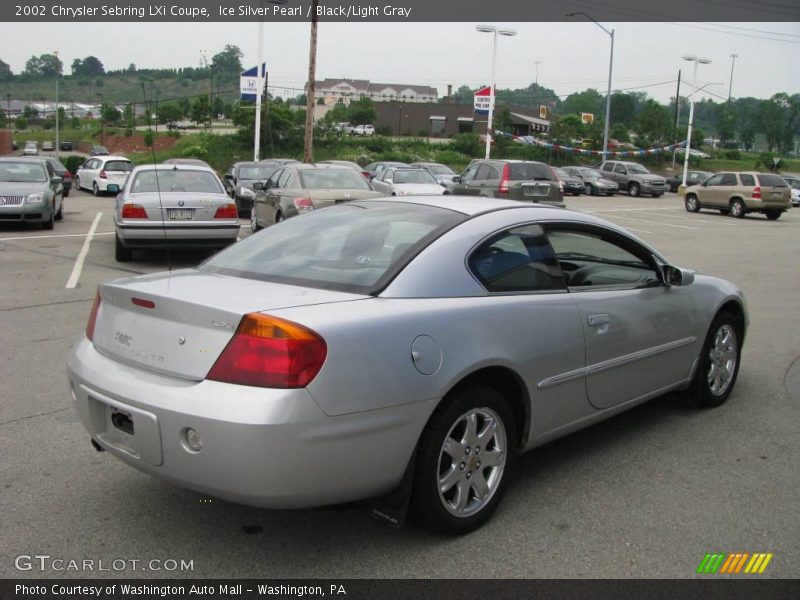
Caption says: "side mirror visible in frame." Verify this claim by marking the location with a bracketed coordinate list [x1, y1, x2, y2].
[452, 175, 461, 183]
[51, 176, 63, 184]
[224, 174, 233, 180]
[252, 182, 264, 191]
[106, 183, 120, 194]
[663, 265, 695, 287]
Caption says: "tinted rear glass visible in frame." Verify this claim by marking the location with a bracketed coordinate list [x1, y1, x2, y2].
[300, 169, 371, 189]
[757, 174, 787, 187]
[201, 203, 464, 294]
[130, 169, 223, 194]
[105, 161, 133, 172]
[508, 163, 554, 181]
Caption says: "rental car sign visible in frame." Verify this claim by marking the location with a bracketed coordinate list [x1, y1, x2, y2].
[474, 86, 494, 115]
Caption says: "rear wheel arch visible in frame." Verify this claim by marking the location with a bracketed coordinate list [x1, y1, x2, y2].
[440, 366, 530, 450]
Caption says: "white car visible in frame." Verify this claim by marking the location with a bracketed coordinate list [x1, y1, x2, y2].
[677, 148, 711, 159]
[370, 168, 448, 196]
[353, 124, 375, 136]
[783, 176, 800, 207]
[76, 155, 134, 196]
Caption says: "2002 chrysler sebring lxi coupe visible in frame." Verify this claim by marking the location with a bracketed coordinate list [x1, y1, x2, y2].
[68, 197, 747, 533]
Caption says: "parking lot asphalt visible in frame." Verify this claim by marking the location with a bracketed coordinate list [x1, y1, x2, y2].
[1, 189, 799, 579]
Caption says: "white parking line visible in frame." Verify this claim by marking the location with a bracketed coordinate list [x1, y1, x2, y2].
[602, 214, 697, 230]
[636, 211, 738, 226]
[0, 231, 114, 242]
[65, 212, 102, 289]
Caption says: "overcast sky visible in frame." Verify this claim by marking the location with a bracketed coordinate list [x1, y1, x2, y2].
[2, 22, 798, 104]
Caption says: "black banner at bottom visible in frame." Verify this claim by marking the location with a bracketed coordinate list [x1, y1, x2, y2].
[2, 579, 800, 600]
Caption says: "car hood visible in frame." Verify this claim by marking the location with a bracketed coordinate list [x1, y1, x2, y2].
[393, 183, 446, 195]
[0, 182, 49, 195]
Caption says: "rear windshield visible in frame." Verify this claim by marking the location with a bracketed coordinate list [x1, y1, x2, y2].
[393, 170, 437, 185]
[757, 174, 787, 187]
[0, 162, 48, 182]
[130, 169, 223, 194]
[105, 160, 133, 172]
[300, 169, 371, 189]
[200, 202, 464, 294]
[238, 165, 278, 180]
[508, 163, 554, 181]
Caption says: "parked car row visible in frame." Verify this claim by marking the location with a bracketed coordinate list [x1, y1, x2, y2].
[0, 156, 65, 229]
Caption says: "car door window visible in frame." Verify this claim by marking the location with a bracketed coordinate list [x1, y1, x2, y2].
[267, 169, 284, 189]
[277, 170, 293, 189]
[704, 174, 723, 186]
[602, 163, 614, 172]
[719, 174, 737, 186]
[381, 169, 394, 182]
[475, 164, 496, 181]
[545, 226, 660, 289]
[739, 174, 755, 186]
[461, 164, 480, 182]
[468, 224, 565, 293]
[614, 164, 627, 174]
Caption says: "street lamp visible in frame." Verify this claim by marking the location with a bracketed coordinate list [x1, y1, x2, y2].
[566, 12, 614, 162]
[96, 92, 104, 146]
[476, 25, 517, 159]
[53, 50, 60, 159]
[681, 55, 712, 188]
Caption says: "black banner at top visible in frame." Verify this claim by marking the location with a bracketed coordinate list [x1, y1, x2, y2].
[3, 0, 800, 22]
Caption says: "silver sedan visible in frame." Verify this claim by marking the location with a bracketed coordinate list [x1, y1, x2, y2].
[113, 164, 240, 262]
[69, 197, 747, 533]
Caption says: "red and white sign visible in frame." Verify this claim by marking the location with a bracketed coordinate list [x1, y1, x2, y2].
[474, 86, 494, 114]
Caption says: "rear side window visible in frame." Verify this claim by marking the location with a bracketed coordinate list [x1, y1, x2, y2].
[508, 163, 553, 181]
[475, 164, 499, 180]
[739, 174, 755, 186]
[614, 164, 627, 174]
[757, 174, 787, 187]
[720, 174, 737, 186]
[468, 224, 565, 293]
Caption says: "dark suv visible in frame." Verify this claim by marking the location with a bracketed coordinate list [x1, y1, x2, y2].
[449, 160, 564, 206]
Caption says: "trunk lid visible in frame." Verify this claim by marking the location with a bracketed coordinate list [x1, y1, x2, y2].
[308, 189, 382, 208]
[92, 270, 366, 380]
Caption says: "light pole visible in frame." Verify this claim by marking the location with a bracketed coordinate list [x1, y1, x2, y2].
[681, 55, 712, 189]
[96, 92, 104, 146]
[728, 53, 738, 101]
[254, 0, 288, 161]
[534, 61, 541, 88]
[566, 12, 614, 162]
[54, 50, 60, 159]
[476, 25, 517, 159]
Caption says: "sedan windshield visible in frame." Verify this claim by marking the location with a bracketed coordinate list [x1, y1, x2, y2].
[581, 169, 603, 179]
[201, 202, 464, 294]
[0, 162, 48, 182]
[300, 169, 370, 189]
[130, 170, 223, 194]
[394, 170, 437, 185]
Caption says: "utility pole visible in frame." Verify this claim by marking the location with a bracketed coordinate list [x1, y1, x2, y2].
[671, 69, 681, 169]
[54, 50, 60, 159]
[303, 0, 320, 163]
[728, 53, 738, 101]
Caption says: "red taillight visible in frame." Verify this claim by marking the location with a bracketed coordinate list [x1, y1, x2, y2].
[121, 203, 148, 219]
[753, 186, 761, 200]
[214, 203, 238, 219]
[207, 313, 327, 389]
[549, 166, 564, 194]
[131, 297, 155, 309]
[293, 197, 314, 212]
[499, 164, 510, 194]
[86, 291, 101, 341]
[99, 170, 108, 179]
[362, 171, 371, 179]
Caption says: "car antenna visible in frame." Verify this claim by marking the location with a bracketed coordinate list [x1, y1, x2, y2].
[141, 82, 172, 274]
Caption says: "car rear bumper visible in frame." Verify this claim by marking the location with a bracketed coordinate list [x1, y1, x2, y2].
[743, 199, 791, 211]
[67, 337, 426, 508]
[116, 223, 240, 247]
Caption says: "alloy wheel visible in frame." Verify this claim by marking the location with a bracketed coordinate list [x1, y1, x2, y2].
[707, 324, 738, 397]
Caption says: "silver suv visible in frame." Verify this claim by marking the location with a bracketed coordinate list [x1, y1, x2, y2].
[599, 160, 667, 197]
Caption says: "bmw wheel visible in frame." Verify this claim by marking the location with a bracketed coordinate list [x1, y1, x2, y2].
[411, 385, 516, 534]
[681, 313, 742, 408]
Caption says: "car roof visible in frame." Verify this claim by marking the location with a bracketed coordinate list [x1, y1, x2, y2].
[0, 156, 48, 163]
[131, 164, 213, 172]
[289, 163, 353, 171]
[95, 155, 131, 161]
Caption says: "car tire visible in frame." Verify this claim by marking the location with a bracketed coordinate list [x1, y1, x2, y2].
[584, 183, 593, 196]
[274, 211, 284, 224]
[765, 210, 782, 221]
[250, 207, 261, 233]
[93, 182, 100, 197]
[42, 201, 55, 230]
[410, 385, 517, 534]
[729, 198, 746, 218]
[685, 194, 700, 213]
[54, 199, 63, 221]
[680, 312, 742, 408]
[75, 176, 81, 191]
[115, 234, 133, 262]
[628, 182, 641, 197]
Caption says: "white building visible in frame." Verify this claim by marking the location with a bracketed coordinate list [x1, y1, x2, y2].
[310, 78, 438, 105]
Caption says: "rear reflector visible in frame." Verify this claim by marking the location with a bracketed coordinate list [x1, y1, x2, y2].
[498, 164, 510, 194]
[131, 297, 155, 309]
[86, 291, 101, 341]
[207, 313, 327, 389]
[121, 204, 148, 219]
[214, 204, 238, 219]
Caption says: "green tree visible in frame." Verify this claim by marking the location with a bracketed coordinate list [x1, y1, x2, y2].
[157, 102, 183, 125]
[16, 116, 28, 130]
[609, 92, 636, 125]
[22, 105, 38, 118]
[493, 107, 513, 134]
[212, 45, 244, 77]
[610, 123, 630, 143]
[739, 127, 756, 151]
[0, 59, 13, 81]
[561, 89, 604, 118]
[101, 103, 121, 125]
[191, 96, 211, 124]
[212, 96, 225, 118]
[127, 63, 137, 73]
[715, 103, 737, 147]
[453, 85, 474, 104]
[550, 114, 585, 144]
[635, 99, 671, 145]
[348, 97, 377, 125]
[72, 56, 105, 77]
[24, 53, 62, 77]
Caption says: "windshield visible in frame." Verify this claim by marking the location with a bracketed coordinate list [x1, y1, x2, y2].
[0, 162, 48, 182]
[300, 169, 370, 189]
[105, 161, 133, 172]
[130, 169, 223, 193]
[581, 169, 603, 179]
[627, 164, 650, 174]
[393, 170, 437, 185]
[555, 169, 570, 179]
[201, 203, 464, 294]
[428, 165, 455, 175]
[238, 165, 278, 180]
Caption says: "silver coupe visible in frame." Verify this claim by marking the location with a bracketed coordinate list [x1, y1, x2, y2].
[69, 197, 747, 533]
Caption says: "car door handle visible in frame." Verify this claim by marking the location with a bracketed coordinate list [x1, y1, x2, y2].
[587, 314, 610, 327]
